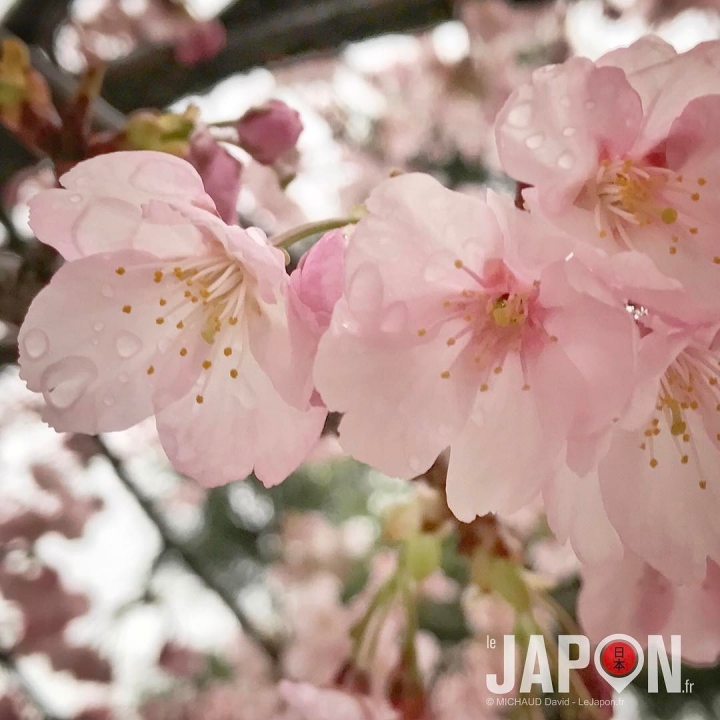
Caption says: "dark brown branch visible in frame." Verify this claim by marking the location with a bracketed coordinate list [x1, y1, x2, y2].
[101, 0, 454, 112]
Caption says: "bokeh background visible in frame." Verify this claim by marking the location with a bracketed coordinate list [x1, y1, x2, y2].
[1, 1, 720, 718]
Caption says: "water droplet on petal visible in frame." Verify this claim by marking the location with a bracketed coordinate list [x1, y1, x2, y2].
[22, 329, 49, 359]
[562, 127, 576, 137]
[525, 133, 544, 150]
[93, 322, 104, 332]
[557, 152, 575, 170]
[115, 331, 142, 358]
[506, 103, 533, 129]
[101, 284, 114, 298]
[380, 303, 409, 333]
[41, 358, 97, 410]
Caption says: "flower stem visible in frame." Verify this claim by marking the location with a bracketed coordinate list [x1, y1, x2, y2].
[271, 214, 362, 250]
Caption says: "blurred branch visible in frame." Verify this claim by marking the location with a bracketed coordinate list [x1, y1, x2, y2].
[0, 649, 65, 720]
[101, 0, 455, 111]
[92, 437, 281, 661]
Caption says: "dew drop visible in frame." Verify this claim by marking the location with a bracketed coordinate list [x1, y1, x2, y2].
[506, 103, 533, 129]
[562, 127, 576, 137]
[557, 152, 575, 170]
[22, 329, 49, 359]
[115, 331, 142, 358]
[41, 358, 97, 410]
[101, 284, 114, 299]
[525, 133, 544, 150]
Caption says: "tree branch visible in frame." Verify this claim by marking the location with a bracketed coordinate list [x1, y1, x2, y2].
[101, 0, 454, 111]
[92, 437, 281, 661]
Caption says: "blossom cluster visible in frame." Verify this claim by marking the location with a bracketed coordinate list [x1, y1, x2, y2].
[17, 35, 720, 671]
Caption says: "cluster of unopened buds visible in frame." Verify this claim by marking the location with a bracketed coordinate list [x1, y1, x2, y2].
[16, 35, 720, 677]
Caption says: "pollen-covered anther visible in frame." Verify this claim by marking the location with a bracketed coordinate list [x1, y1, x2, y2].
[202, 360, 212, 369]
[147, 365, 155, 375]
[154, 271, 163, 283]
[122, 305, 132, 314]
[115, 267, 126, 275]
[196, 395, 204, 404]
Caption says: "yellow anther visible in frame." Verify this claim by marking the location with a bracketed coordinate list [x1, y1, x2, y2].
[417, 329, 427, 337]
[147, 365, 155, 375]
[122, 305, 132, 314]
[224, 347, 232, 356]
[454, 259, 464, 269]
[176, 321, 184, 329]
[691, 193, 700, 202]
[202, 360, 212, 369]
[681, 455, 689, 464]
[661, 208, 677, 224]
[180, 347, 187, 356]
[230, 369, 238, 379]
[480, 383, 488, 392]
[159, 298, 167, 306]
[196, 395, 204, 404]
[156, 317, 164, 325]
[229, 317, 238, 326]
[154, 271, 163, 283]
[650, 459, 658, 468]
[115, 267, 126, 275]
[698, 177, 707, 186]
[440, 371, 451, 379]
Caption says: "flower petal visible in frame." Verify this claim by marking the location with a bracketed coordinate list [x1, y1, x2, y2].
[29, 151, 218, 260]
[155, 343, 325, 488]
[495, 58, 642, 212]
[18, 250, 204, 433]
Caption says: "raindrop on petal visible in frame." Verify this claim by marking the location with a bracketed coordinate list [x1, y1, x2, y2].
[22, 329, 49, 359]
[41, 358, 97, 410]
[557, 152, 575, 170]
[525, 133, 544, 150]
[507, 103, 533, 129]
[115, 331, 142, 358]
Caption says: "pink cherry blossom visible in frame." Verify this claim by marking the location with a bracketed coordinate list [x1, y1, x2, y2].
[313, 173, 640, 521]
[19, 151, 324, 488]
[174, 19, 227, 67]
[495, 36, 720, 311]
[236, 100, 304, 166]
[578, 552, 720, 665]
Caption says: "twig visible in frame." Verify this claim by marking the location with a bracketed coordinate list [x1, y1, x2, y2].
[92, 437, 280, 661]
[0, 649, 65, 720]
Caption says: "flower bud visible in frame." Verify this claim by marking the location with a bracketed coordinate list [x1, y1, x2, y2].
[236, 100, 303, 165]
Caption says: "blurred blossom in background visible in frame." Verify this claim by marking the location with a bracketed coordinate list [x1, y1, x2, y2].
[1, 0, 720, 719]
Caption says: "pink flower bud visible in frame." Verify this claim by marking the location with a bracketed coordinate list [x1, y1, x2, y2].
[236, 100, 303, 165]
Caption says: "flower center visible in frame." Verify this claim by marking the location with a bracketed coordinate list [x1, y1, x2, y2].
[417, 259, 539, 389]
[585, 158, 707, 254]
[640, 346, 720, 488]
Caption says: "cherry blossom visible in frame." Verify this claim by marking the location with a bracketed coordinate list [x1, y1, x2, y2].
[236, 100, 304, 166]
[314, 173, 640, 520]
[496, 36, 720, 311]
[19, 151, 324, 488]
[579, 552, 720, 664]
